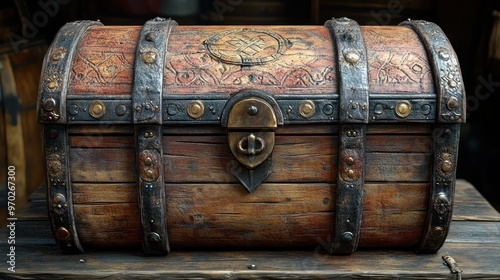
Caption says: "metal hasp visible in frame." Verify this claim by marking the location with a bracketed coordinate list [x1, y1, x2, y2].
[133, 17, 177, 255]
[222, 90, 284, 193]
[325, 17, 369, 255]
[400, 20, 466, 253]
[37, 20, 103, 253]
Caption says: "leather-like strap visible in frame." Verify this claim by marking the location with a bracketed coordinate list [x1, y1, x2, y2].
[133, 18, 177, 255]
[325, 17, 369, 254]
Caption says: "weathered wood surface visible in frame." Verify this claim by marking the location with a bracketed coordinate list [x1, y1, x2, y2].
[65, 124, 433, 248]
[0, 179, 499, 279]
[0, 42, 47, 225]
[67, 25, 433, 96]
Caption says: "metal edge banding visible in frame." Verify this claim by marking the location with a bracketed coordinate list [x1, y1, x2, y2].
[37, 21, 103, 124]
[133, 18, 177, 255]
[417, 124, 460, 253]
[399, 20, 466, 123]
[40, 20, 102, 254]
[44, 125, 83, 253]
[325, 17, 369, 254]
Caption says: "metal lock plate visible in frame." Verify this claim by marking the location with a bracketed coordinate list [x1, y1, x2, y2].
[226, 96, 278, 192]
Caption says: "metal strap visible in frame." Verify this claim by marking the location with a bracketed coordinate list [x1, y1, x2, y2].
[37, 20, 102, 124]
[133, 18, 177, 255]
[44, 125, 83, 253]
[417, 124, 460, 253]
[399, 20, 466, 123]
[325, 17, 369, 254]
[399, 20, 464, 253]
[38, 20, 101, 254]
[133, 17, 177, 124]
[325, 17, 369, 124]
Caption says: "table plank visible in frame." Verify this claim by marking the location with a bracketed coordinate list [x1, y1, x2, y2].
[0, 179, 498, 279]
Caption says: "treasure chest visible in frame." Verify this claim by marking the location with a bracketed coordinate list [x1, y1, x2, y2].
[37, 18, 466, 255]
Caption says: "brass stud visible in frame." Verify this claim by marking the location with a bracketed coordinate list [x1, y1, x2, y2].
[299, 100, 316, 118]
[347, 169, 355, 178]
[142, 51, 157, 64]
[344, 51, 360, 64]
[395, 100, 411, 118]
[144, 157, 153, 166]
[43, 98, 57, 111]
[441, 159, 453, 173]
[48, 81, 57, 89]
[89, 100, 106, 119]
[346, 157, 355, 165]
[55, 227, 71, 240]
[145, 169, 154, 178]
[52, 50, 65, 61]
[447, 97, 459, 110]
[430, 226, 444, 237]
[187, 100, 204, 119]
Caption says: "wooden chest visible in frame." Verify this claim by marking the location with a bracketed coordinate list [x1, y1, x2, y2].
[36, 18, 466, 255]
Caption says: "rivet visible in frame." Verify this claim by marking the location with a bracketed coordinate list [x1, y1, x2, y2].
[115, 104, 127, 116]
[431, 226, 444, 237]
[145, 169, 154, 178]
[247, 105, 258, 116]
[187, 100, 204, 119]
[448, 80, 457, 88]
[55, 227, 71, 240]
[89, 100, 106, 119]
[48, 81, 57, 89]
[52, 50, 65, 61]
[438, 50, 450, 61]
[446, 97, 459, 110]
[421, 104, 432, 115]
[148, 232, 161, 243]
[341, 231, 353, 243]
[145, 32, 155, 41]
[167, 104, 178, 116]
[247, 264, 257, 270]
[346, 157, 355, 165]
[347, 169, 355, 178]
[347, 130, 357, 137]
[43, 98, 57, 111]
[53, 193, 66, 204]
[144, 157, 153, 166]
[299, 100, 316, 118]
[322, 104, 334, 115]
[79, 259, 85, 263]
[142, 51, 157, 64]
[395, 100, 411, 118]
[344, 51, 360, 64]
[441, 159, 453, 173]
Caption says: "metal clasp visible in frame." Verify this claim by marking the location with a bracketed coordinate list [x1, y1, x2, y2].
[222, 90, 283, 193]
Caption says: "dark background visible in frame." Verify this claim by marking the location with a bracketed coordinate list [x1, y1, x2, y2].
[1, 0, 499, 212]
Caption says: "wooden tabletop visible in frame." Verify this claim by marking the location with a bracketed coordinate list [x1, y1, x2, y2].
[1, 179, 499, 279]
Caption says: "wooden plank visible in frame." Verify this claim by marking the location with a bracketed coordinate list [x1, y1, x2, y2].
[0, 179, 499, 279]
[70, 183, 427, 248]
[453, 180, 500, 221]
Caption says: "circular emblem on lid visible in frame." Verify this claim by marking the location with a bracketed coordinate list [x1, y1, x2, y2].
[204, 28, 289, 66]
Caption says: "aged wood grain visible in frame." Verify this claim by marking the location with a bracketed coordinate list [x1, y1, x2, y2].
[2, 180, 498, 279]
[70, 182, 428, 248]
[67, 25, 433, 97]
